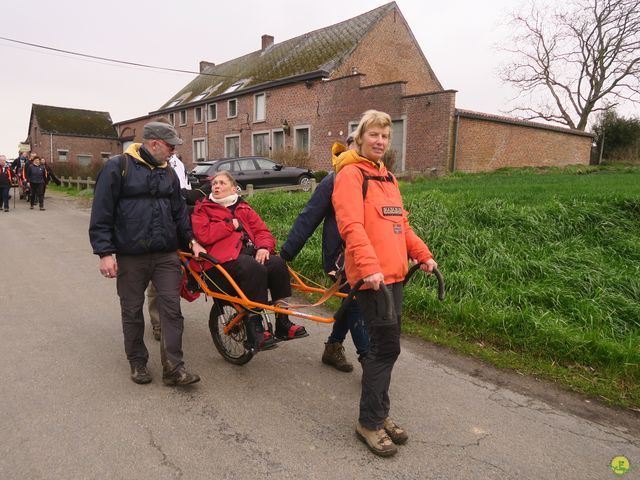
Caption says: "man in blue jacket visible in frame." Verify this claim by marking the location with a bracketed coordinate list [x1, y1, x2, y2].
[280, 137, 369, 372]
[89, 121, 206, 386]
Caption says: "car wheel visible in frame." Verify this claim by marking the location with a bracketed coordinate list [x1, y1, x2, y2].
[236, 183, 245, 193]
[298, 175, 312, 192]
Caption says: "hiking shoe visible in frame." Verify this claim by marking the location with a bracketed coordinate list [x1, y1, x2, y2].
[30, 205, 34, 209]
[152, 327, 161, 341]
[39, 207, 45, 211]
[130, 365, 152, 384]
[162, 368, 200, 386]
[275, 314, 308, 340]
[322, 341, 353, 372]
[355, 422, 397, 457]
[384, 417, 409, 444]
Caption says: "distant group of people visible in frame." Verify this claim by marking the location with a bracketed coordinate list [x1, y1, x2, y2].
[0, 151, 61, 212]
[88, 110, 437, 458]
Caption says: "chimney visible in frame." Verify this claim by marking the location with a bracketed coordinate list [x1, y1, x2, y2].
[199, 61, 216, 73]
[261, 34, 274, 51]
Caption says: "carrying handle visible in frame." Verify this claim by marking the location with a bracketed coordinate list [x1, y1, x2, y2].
[404, 264, 445, 301]
[334, 280, 394, 322]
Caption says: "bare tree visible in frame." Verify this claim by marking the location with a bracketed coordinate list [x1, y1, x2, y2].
[500, 0, 640, 130]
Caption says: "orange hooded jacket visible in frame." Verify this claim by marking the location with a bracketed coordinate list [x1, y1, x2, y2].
[332, 149, 433, 288]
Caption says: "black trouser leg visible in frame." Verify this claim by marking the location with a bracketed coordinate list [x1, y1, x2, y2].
[356, 282, 403, 430]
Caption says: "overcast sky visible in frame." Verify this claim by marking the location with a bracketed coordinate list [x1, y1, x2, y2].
[0, 0, 597, 157]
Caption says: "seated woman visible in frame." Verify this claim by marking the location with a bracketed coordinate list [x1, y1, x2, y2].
[191, 171, 308, 349]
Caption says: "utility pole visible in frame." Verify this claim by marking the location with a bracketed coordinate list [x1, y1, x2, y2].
[598, 127, 605, 165]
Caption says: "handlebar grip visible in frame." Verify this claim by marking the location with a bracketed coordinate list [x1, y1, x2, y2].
[197, 252, 220, 265]
[403, 264, 445, 301]
[333, 280, 395, 322]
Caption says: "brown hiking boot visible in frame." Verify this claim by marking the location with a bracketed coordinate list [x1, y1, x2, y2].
[130, 365, 152, 385]
[355, 422, 397, 457]
[162, 368, 200, 386]
[384, 417, 409, 444]
[322, 341, 353, 372]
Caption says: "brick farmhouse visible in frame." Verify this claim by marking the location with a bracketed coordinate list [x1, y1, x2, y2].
[31, 2, 594, 174]
[25, 104, 119, 169]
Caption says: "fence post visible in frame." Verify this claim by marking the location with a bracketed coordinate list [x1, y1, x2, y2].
[86, 177, 92, 191]
[246, 184, 254, 197]
[310, 178, 316, 193]
[76, 176, 82, 191]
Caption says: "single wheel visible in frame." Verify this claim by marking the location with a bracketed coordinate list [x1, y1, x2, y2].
[298, 175, 312, 192]
[209, 301, 253, 365]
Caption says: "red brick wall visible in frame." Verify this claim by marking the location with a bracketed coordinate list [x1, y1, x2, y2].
[116, 75, 456, 174]
[455, 115, 593, 172]
[333, 8, 442, 95]
[403, 91, 457, 174]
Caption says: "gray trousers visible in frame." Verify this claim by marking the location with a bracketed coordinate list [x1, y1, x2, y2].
[147, 283, 160, 331]
[116, 252, 185, 374]
[356, 282, 403, 430]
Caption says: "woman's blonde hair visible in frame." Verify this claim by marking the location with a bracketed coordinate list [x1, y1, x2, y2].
[211, 170, 237, 188]
[352, 110, 392, 147]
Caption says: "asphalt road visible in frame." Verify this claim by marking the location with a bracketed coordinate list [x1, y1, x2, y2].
[1, 191, 639, 480]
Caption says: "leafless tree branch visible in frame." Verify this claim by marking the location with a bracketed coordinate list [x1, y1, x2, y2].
[499, 0, 640, 130]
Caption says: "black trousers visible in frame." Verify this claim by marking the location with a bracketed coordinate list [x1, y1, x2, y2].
[116, 252, 185, 373]
[356, 282, 403, 430]
[204, 253, 291, 304]
[30, 182, 45, 207]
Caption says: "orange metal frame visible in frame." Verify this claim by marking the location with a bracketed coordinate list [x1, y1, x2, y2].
[178, 251, 346, 335]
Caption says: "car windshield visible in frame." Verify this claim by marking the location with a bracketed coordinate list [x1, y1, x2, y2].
[192, 164, 213, 175]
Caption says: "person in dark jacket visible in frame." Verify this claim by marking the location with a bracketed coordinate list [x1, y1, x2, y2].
[0, 155, 13, 212]
[26, 156, 48, 210]
[191, 171, 308, 351]
[280, 136, 369, 372]
[89, 121, 206, 386]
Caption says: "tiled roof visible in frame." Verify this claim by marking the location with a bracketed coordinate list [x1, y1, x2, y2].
[159, 2, 396, 110]
[32, 104, 118, 138]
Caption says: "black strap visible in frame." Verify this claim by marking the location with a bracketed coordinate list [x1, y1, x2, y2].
[362, 173, 395, 200]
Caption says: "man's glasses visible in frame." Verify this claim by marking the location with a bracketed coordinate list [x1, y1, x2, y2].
[157, 139, 175, 152]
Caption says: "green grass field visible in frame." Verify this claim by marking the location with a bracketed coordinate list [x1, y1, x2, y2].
[251, 164, 640, 407]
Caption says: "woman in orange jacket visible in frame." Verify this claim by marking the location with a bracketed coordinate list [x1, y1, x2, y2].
[333, 110, 437, 457]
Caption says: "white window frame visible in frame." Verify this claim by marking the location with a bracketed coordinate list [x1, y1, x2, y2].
[224, 134, 240, 157]
[57, 149, 69, 162]
[227, 99, 237, 119]
[193, 137, 207, 162]
[179, 110, 187, 126]
[252, 130, 270, 156]
[348, 121, 358, 134]
[254, 93, 266, 122]
[76, 154, 93, 166]
[271, 128, 285, 152]
[168, 112, 175, 125]
[294, 125, 311, 154]
[194, 106, 203, 124]
[207, 103, 217, 122]
[100, 152, 111, 162]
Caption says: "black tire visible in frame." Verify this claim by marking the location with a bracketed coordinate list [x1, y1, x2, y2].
[209, 301, 253, 365]
[298, 175, 312, 192]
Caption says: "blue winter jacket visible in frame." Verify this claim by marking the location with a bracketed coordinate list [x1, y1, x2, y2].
[280, 172, 343, 274]
[89, 144, 193, 257]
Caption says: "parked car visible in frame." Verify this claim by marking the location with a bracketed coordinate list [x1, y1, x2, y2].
[188, 156, 314, 192]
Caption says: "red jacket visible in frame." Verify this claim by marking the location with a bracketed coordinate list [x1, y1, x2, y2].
[191, 197, 277, 270]
[332, 150, 433, 288]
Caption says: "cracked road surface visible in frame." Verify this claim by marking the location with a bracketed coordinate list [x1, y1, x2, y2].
[1, 192, 638, 479]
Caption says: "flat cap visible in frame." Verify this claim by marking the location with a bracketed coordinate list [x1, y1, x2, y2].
[142, 122, 183, 146]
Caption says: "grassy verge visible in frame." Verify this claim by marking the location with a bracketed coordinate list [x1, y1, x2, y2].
[251, 164, 640, 408]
